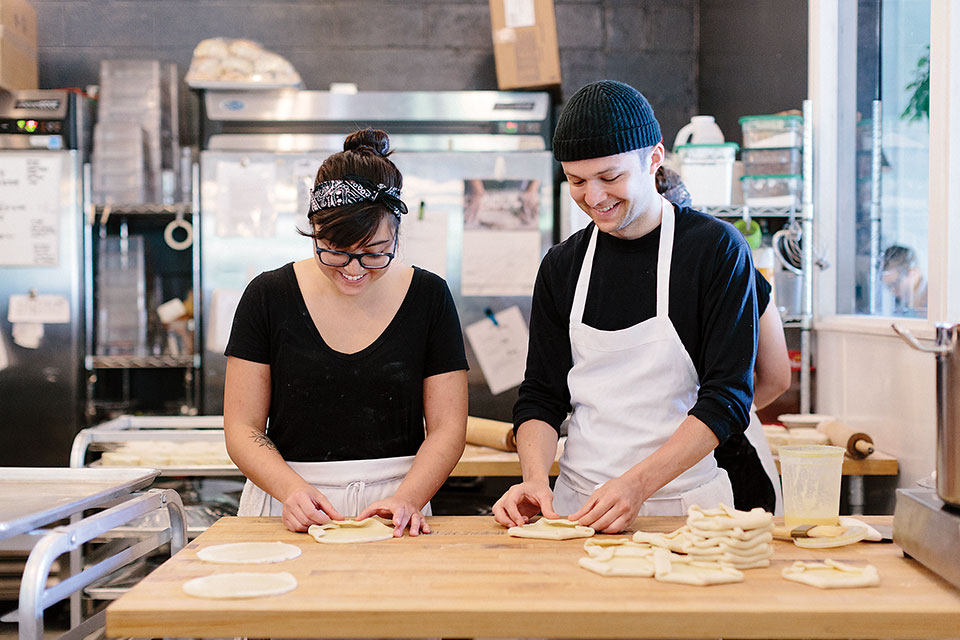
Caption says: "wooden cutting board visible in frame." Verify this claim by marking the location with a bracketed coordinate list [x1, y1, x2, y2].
[107, 515, 960, 639]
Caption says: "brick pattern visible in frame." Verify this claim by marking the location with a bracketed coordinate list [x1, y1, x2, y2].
[32, 0, 700, 144]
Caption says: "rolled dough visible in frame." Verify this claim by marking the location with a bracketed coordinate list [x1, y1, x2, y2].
[508, 518, 594, 540]
[182, 571, 297, 599]
[196, 541, 302, 564]
[307, 518, 395, 544]
[782, 559, 880, 588]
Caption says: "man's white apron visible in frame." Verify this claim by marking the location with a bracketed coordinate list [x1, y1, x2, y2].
[554, 197, 733, 516]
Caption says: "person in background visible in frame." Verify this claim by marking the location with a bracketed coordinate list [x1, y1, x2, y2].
[657, 166, 790, 513]
[223, 128, 469, 536]
[493, 80, 758, 533]
[880, 244, 927, 317]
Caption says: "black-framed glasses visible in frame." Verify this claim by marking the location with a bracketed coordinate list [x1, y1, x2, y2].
[314, 238, 397, 270]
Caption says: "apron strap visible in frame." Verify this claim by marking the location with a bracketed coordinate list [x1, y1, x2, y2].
[570, 225, 599, 324]
[656, 196, 674, 319]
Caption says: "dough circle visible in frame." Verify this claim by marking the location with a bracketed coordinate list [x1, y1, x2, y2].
[508, 518, 595, 540]
[308, 518, 395, 544]
[196, 541, 302, 564]
[182, 572, 297, 599]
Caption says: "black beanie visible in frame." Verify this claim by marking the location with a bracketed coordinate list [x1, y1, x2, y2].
[553, 80, 662, 162]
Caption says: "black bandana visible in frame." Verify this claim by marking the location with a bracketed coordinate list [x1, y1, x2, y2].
[309, 176, 407, 219]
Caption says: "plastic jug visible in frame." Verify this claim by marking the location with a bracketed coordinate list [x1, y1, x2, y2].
[673, 115, 725, 150]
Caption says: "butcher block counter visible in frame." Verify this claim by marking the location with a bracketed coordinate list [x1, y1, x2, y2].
[106, 515, 960, 639]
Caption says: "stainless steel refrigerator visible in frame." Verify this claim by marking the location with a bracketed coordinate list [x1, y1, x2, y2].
[0, 90, 86, 466]
[198, 90, 554, 420]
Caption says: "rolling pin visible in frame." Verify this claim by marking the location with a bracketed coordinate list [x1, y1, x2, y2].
[465, 417, 517, 452]
[816, 420, 875, 458]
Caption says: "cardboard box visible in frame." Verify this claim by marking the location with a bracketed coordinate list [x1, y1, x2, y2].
[489, 0, 561, 90]
[0, 0, 38, 91]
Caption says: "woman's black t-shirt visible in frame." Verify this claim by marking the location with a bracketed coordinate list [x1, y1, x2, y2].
[225, 263, 468, 462]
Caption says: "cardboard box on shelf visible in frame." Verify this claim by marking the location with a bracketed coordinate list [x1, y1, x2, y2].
[0, 0, 37, 91]
[489, 0, 561, 91]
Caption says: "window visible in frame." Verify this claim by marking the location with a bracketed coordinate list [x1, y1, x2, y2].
[844, 0, 930, 318]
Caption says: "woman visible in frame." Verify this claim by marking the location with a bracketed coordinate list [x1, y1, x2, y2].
[224, 128, 469, 536]
[657, 166, 791, 514]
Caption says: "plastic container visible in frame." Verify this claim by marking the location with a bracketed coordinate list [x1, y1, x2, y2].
[742, 147, 802, 175]
[739, 114, 803, 149]
[677, 142, 739, 206]
[740, 174, 802, 208]
[778, 445, 845, 528]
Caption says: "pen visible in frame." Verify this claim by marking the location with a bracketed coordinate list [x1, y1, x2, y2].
[418, 200, 425, 221]
[483, 307, 499, 327]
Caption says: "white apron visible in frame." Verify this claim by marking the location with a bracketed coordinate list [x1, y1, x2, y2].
[554, 197, 733, 516]
[238, 454, 430, 518]
[744, 408, 784, 515]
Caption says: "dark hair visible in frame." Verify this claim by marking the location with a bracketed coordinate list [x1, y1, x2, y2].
[880, 245, 918, 271]
[655, 166, 692, 207]
[301, 128, 403, 248]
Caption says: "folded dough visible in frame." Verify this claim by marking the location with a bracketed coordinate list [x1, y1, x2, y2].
[197, 541, 301, 564]
[307, 518, 395, 544]
[652, 548, 744, 586]
[508, 518, 594, 540]
[781, 559, 880, 589]
[182, 572, 297, 599]
[578, 554, 655, 577]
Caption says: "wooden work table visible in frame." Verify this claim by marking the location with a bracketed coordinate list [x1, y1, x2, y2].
[106, 515, 960, 639]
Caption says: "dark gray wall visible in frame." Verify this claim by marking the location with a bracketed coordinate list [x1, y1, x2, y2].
[33, 0, 699, 146]
[697, 0, 808, 146]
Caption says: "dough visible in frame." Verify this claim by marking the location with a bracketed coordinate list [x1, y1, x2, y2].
[196, 542, 301, 564]
[578, 554, 655, 577]
[507, 518, 594, 540]
[632, 528, 695, 553]
[689, 531, 773, 550]
[182, 572, 297, 599]
[308, 518, 395, 544]
[686, 504, 773, 531]
[583, 538, 649, 556]
[782, 560, 880, 589]
[652, 549, 744, 586]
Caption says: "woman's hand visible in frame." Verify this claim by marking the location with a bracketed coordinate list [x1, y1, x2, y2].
[357, 496, 429, 537]
[281, 486, 343, 532]
[492, 480, 559, 527]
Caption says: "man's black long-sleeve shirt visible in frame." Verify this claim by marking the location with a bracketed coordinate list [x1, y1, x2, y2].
[513, 204, 758, 445]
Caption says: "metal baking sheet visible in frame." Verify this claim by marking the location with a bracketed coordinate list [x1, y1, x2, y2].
[0, 467, 160, 540]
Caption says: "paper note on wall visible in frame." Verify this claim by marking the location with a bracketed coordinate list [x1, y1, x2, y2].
[0, 156, 61, 266]
[206, 289, 244, 354]
[397, 176, 462, 278]
[464, 305, 529, 395]
[215, 161, 278, 237]
[8, 294, 70, 324]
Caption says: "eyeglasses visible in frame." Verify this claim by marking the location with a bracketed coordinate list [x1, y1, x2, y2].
[314, 238, 396, 270]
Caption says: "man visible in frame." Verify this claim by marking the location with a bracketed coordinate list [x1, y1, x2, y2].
[492, 80, 758, 533]
[879, 245, 927, 316]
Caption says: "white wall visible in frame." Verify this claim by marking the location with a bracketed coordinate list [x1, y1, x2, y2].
[815, 321, 937, 491]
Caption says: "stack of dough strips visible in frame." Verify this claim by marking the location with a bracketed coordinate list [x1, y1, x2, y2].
[578, 504, 774, 586]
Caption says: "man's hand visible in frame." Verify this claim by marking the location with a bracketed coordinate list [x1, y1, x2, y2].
[492, 481, 560, 527]
[281, 487, 343, 532]
[357, 496, 430, 537]
[566, 473, 646, 533]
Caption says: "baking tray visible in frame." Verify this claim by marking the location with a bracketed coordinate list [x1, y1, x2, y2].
[0, 467, 160, 540]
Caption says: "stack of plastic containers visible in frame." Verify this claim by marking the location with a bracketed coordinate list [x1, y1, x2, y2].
[738, 114, 804, 209]
[675, 142, 740, 206]
[96, 235, 147, 355]
[92, 60, 180, 205]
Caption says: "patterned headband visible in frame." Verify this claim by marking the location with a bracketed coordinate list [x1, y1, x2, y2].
[309, 176, 407, 219]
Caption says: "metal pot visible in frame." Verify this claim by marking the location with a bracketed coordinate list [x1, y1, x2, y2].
[893, 322, 960, 507]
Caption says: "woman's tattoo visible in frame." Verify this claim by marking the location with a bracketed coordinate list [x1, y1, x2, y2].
[250, 431, 277, 451]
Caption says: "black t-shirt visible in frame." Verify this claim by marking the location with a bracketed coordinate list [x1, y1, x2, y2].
[225, 263, 468, 462]
[513, 204, 758, 444]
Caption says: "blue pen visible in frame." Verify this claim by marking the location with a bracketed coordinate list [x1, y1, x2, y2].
[483, 307, 499, 327]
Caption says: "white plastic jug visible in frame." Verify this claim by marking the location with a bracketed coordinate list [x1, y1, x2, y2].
[673, 115, 725, 150]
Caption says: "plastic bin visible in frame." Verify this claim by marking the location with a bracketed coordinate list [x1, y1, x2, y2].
[742, 147, 802, 176]
[676, 142, 739, 206]
[740, 174, 802, 208]
[739, 114, 803, 149]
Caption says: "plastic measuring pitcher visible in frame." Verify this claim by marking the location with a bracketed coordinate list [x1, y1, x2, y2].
[672, 115, 725, 150]
[778, 444, 845, 528]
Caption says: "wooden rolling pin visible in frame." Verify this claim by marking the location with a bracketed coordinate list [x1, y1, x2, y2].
[466, 416, 517, 452]
[816, 420, 875, 458]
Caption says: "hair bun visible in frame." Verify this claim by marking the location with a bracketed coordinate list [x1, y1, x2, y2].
[344, 128, 392, 157]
